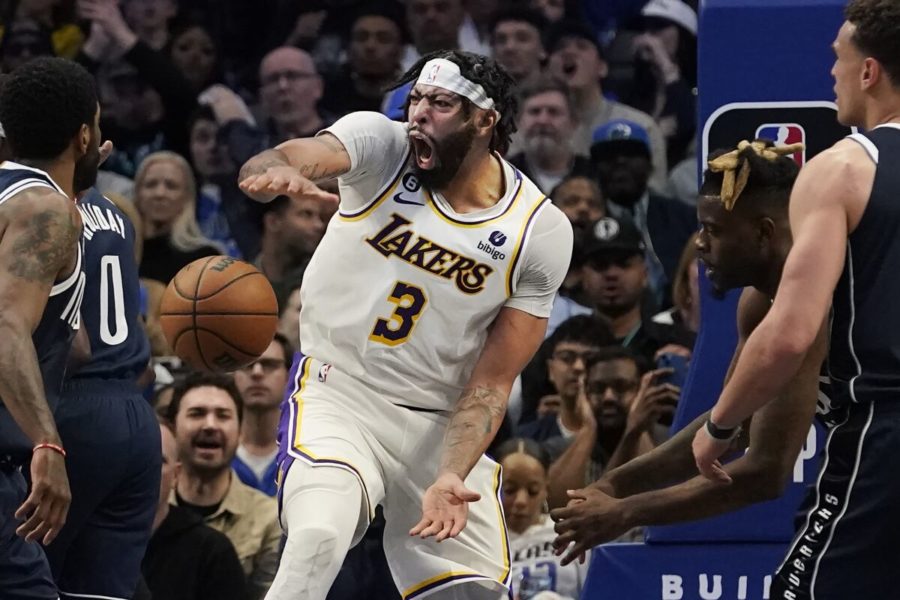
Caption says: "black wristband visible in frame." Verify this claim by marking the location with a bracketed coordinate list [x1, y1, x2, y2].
[705, 418, 739, 441]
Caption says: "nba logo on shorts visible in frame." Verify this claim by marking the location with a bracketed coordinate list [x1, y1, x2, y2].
[318, 364, 331, 383]
[755, 123, 806, 165]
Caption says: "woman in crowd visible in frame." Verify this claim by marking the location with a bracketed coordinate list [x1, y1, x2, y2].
[652, 232, 700, 347]
[135, 150, 221, 283]
[167, 20, 223, 94]
[497, 438, 590, 600]
[626, 0, 697, 166]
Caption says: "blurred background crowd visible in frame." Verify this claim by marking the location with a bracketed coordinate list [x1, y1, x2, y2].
[0, 0, 702, 598]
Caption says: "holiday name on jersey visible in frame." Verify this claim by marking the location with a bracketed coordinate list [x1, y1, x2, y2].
[366, 213, 495, 294]
[77, 202, 127, 241]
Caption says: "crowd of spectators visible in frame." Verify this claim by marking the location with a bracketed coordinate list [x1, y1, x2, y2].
[0, 0, 701, 598]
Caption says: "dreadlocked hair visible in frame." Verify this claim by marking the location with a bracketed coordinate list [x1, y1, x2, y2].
[388, 50, 519, 154]
[700, 139, 801, 211]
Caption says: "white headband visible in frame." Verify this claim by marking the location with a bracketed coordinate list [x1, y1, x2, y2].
[415, 58, 496, 111]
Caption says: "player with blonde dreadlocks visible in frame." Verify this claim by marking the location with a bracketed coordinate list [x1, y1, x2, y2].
[550, 139, 829, 560]
[696, 138, 801, 298]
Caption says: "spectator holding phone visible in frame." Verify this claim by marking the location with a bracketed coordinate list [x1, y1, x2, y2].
[546, 347, 680, 508]
[607, 352, 683, 469]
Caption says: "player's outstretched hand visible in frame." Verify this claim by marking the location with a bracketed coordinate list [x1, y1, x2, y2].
[238, 166, 338, 204]
[551, 487, 628, 565]
[16, 448, 70, 545]
[410, 473, 481, 542]
[691, 426, 733, 484]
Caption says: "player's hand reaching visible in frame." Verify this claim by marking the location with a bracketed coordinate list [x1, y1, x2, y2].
[238, 166, 338, 204]
[16, 447, 70, 545]
[551, 487, 629, 565]
[692, 425, 734, 484]
[410, 473, 481, 542]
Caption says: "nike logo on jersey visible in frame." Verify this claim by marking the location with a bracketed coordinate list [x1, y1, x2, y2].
[366, 213, 494, 294]
[393, 193, 425, 206]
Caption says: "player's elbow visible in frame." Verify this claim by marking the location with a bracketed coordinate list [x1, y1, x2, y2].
[753, 471, 790, 502]
[738, 456, 792, 503]
[0, 314, 29, 341]
[771, 327, 816, 364]
[768, 310, 820, 360]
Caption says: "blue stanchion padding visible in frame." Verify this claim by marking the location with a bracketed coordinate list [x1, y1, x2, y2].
[667, 273, 739, 433]
[583, 542, 787, 600]
[698, 0, 847, 106]
[645, 0, 850, 544]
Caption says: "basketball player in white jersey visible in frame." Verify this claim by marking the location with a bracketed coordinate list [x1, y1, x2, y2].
[239, 50, 573, 600]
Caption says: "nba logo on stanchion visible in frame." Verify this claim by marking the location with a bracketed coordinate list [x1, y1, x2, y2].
[755, 123, 806, 164]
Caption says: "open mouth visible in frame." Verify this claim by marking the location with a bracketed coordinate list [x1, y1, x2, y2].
[194, 437, 223, 452]
[409, 131, 437, 170]
[562, 59, 578, 77]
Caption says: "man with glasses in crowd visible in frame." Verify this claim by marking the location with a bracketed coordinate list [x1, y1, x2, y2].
[233, 334, 293, 496]
[547, 346, 679, 508]
[519, 315, 611, 443]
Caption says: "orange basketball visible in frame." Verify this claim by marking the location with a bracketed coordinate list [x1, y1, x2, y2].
[159, 256, 279, 373]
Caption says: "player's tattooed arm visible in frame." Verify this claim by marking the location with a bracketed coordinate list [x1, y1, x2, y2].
[238, 148, 291, 181]
[0, 190, 80, 446]
[437, 307, 549, 480]
[439, 386, 507, 478]
[277, 134, 350, 183]
[8, 202, 80, 282]
[239, 134, 350, 202]
[237, 133, 349, 181]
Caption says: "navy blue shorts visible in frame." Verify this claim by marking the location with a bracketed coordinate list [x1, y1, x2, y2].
[772, 401, 900, 599]
[44, 379, 161, 600]
[0, 464, 56, 600]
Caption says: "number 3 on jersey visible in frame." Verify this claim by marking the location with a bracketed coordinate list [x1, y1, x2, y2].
[369, 281, 427, 346]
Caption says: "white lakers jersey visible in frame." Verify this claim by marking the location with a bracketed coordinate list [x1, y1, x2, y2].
[300, 112, 572, 411]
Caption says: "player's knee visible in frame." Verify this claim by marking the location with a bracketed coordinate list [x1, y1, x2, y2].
[269, 523, 349, 600]
[283, 522, 346, 568]
[281, 464, 369, 545]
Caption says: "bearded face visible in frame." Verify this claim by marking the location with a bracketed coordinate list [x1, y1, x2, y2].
[408, 121, 477, 190]
[73, 134, 100, 194]
[73, 107, 102, 195]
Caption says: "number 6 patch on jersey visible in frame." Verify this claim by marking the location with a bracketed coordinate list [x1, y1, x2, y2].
[369, 281, 427, 346]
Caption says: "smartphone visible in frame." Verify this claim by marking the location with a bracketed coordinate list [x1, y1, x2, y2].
[656, 352, 689, 388]
[655, 352, 689, 426]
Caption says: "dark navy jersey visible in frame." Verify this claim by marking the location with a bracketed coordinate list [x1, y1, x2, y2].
[72, 188, 150, 381]
[828, 124, 900, 408]
[0, 162, 85, 457]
